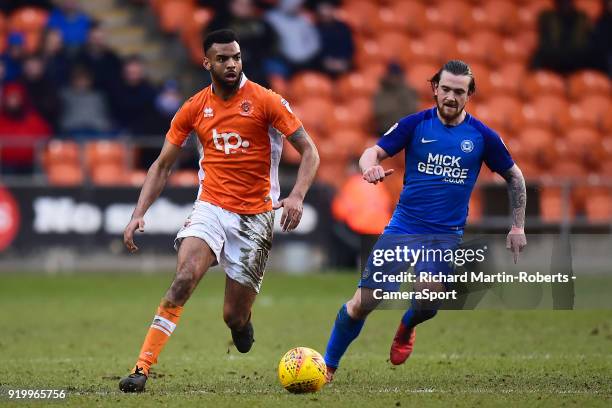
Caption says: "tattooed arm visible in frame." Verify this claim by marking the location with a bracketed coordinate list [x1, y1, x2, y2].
[501, 164, 527, 263]
[274, 126, 320, 232]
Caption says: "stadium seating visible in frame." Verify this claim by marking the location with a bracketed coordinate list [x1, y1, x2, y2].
[0, 13, 7, 53]
[522, 70, 567, 99]
[8, 7, 49, 54]
[289, 72, 333, 103]
[570, 95, 612, 130]
[85, 141, 129, 186]
[336, 71, 380, 102]
[169, 170, 199, 186]
[380, 0, 427, 35]
[584, 186, 612, 222]
[424, 0, 473, 35]
[155, 0, 195, 34]
[43, 141, 83, 186]
[567, 70, 611, 101]
[473, 0, 519, 34]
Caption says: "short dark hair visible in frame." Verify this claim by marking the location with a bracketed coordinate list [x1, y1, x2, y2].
[203, 29, 240, 54]
[429, 60, 476, 95]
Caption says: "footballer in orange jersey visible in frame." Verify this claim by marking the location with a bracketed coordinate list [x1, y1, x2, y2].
[119, 29, 320, 393]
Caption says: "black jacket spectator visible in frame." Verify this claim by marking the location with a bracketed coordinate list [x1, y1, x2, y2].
[315, 1, 354, 77]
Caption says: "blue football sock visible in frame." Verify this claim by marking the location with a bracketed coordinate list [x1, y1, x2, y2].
[401, 303, 438, 328]
[324, 304, 365, 369]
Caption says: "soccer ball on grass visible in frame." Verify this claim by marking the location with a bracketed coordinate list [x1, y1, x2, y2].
[278, 347, 327, 393]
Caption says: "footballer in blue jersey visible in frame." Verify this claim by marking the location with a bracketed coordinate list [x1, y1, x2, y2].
[323, 60, 527, 382]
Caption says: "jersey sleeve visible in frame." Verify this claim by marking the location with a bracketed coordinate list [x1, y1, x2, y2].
[165, 98, 195, 147]
[482, 128, 515, 174]
[376, 111, 426, 157]
[265, 90, 302, 137]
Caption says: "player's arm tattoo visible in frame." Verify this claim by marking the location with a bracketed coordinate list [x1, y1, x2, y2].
[501, 164, 527, 229]
[286, 126, 320, 199]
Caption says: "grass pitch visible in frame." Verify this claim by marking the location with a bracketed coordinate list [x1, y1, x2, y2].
[1, 271, 611, 407]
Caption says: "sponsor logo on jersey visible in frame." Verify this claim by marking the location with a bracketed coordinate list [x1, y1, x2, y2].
[384, 123, 398, 136]
[461, 139, 474, 153]
[417, 153, 469, 184]
[212, 129, 250, 154]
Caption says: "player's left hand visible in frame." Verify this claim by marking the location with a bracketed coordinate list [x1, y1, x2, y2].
[506, 226, 527, 264]
[274, 194, 304, 232]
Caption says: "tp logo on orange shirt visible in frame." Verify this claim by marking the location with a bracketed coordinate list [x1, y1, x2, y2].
[212, 129, 250, 154]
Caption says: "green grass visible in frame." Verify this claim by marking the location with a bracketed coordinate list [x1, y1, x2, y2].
[1, 271, 611, 407]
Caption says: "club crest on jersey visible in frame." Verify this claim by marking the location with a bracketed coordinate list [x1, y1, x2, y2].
[461, 139, 474, 153]
[239, 99, 253, 116]
[203, 107, 214, 118]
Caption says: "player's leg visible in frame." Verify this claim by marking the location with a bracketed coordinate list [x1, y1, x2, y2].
[389, 279, 445, 365]
[323, 287, 380, 380]
[223, 275, 257, 352]
[119, 237, 216, 392]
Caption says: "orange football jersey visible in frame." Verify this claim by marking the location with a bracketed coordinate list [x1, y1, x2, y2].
[166, 76, 302, 214]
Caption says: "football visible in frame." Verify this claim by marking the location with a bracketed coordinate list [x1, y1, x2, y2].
[278, 347, 327, 393]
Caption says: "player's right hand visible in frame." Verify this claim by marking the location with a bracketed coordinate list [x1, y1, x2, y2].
[124, 217, 145, 253]
[362, 166, 394, 184]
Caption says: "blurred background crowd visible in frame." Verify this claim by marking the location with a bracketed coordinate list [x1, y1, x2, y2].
[0, 0, 611, 241]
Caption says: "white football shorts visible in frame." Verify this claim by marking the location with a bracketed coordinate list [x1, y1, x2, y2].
[174, 200, 274, 293]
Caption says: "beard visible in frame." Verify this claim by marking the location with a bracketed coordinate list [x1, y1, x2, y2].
[211, 69, 242, 92]
[435, 98, 464, 123]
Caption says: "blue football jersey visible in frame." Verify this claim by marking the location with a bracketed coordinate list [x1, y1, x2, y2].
[377, 107, 514, 234]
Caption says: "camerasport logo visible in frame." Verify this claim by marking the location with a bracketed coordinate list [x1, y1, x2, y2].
[0, 187, 20, 251]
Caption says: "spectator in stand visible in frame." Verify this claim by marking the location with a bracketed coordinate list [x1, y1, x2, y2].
[372, 62, 419, 136]
[74, 22, 122, 97]
[206, 0, 279, 87]
[0, 82, 52, 175]
[46, 0, 92, 50]
[59, 66, 112, 139]
[314, 0, 354, 77]
[155, 79, 182, 123]
[531, 0, 593, 74]
[1, 33, 26, 82]
[589, 0, 612, 76]
[265, 0, 321, 75]
[20, 54, 61, 131]
[110, 55, 163, 136]
[41, 29, 71, 86]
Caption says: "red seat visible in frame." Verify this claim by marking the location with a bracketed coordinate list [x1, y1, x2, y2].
[567, 70, 611, 101]
[570, 95, 611, 130]
[289, 71, 333, 103]
[472, 0, 519, 34]
[522, 71, 566, 99]
[522, 96, 571, 132]
[425, 0, 473, 35]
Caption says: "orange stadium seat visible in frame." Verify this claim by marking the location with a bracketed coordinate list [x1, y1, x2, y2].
[329, 128, 370, 158]
[501, 37, 532, 65]
[539, 185, 572, 222]
[517, 127, 557, 168]
[158, 0, 195, 34]
[291, 96, 334, 137]
[43, 140, 80, 168]
[468, 62, 493, 99]
[375, 31, 410, 64]
[489, 63, 526, 97]
[169, 170, 199, 186]
[8, 7, 48, 32]
[328, 102, 369, 132]
[420, 30, 457, 64]
[336, 71, 380, 102]
[567, 70, 611, 101]
[575, 0, 604, 21]
[353, 38, 382, 70]
[570, 95, 612, 130]
[461, 30, 504, 68]
[425, 0, 473, 35]
[513, 28, 539, 57]
[401, 37, 440, 67]
[46, 163, 84, 186]
[338, 0, 378, 35]
[561, 127, 604, 170]
[386, 0, 428, 35]
[517, 0, 554, 30]
[128, 169, 147, 186]
[181, 7, 214, 65]
[405, 62, 439, 99]
[288, 71, 333, 103]
[522, 71, 566, 99]
[522, 96, 571, 132]
[472, 0, 519, 34]
[90, 163, 127, 186]
[0, 12, 6, 33]
[584, 187, 612, 223]
[473, 95, 524, 134]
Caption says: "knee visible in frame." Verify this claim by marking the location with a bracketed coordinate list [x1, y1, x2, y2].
[170, 261, 199, 301]
[223, 306, 249, 330]
[346, 297, 372, 320]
